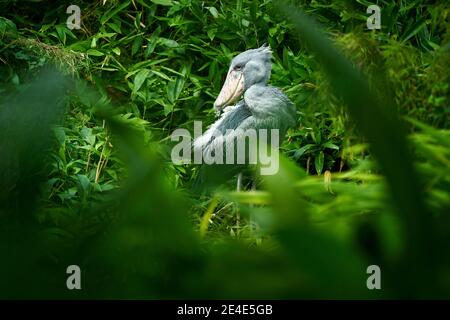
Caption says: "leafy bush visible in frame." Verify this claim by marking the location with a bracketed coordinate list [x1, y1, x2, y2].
[0, 0, 449, 298]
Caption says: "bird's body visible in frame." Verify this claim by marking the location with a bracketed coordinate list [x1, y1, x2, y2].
[194, 87, 296, 160]
[193, 45, 297, 188]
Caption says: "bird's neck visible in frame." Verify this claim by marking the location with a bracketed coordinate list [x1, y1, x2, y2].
[243, 83, 269, 116]
[248, 82, 267, 89]
[244, 82, 268, 98]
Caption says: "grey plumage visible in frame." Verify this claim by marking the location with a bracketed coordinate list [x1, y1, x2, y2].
[194, 45, 297, 168]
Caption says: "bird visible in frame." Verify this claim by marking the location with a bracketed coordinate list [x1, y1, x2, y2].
[193, 45, 297, 191]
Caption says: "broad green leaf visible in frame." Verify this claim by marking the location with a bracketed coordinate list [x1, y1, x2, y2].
[293, 144, 315, 159]
[76, 174, 91, 193]
[323, 142, 339, 150]
[160, 38, 179, 48]
[315, 151, 324, 175]
[163, 103, 174, 116]
[55, 25, 67, 44]
[87, 49, 105, 56]
[53, 126, 66, 146]
[112, 47, 121, 55]
[107, 22, 121, 33]
[132, 36, 143, 56]
[208, 7, 219, 18]
[133, 69, 151, 93]
[145, 35, 158, 58]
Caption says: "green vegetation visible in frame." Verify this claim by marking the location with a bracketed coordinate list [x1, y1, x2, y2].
[0, 0, 449, 298]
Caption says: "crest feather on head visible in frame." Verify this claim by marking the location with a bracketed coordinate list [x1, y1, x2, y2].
[231, 44, 272, 67]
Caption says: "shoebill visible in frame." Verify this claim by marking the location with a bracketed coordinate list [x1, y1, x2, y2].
[194, 45, 297, 191]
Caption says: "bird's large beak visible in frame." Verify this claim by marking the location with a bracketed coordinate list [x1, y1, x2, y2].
[214, 70, 244, 112]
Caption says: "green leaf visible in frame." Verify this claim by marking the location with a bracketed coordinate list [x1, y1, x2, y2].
[160, 38, 179, 48]
[11, 73, 20, 85]
[207, 29, 216, 41]
[323, 142, 339, 150]
[112, 47, 121, 55]
[293, 144, 315, 159]
[167, 71, 186, 104]
[145, 35, 158, 58]
[100, 1, 131, 25]
[107, 22, 121, 33]
[55, 25, 67, 44]
[0, 17, 18, 38]
[151, 70, 172, 81]
[76, 174, 91, 194]
[132, 36, 143, 56]
[87, 49, 105, 56]
[150, 0, 173, 6]
[53, 126, 66, 146]
[315, 151, 324, 175]
[208, 7, 219, 18]
[401, 18, 427, 43]
[163, 103, 174, 116]
[133, 69, 151, 93]
[81, 127, 95, 145]
[312, 130, 321, 144]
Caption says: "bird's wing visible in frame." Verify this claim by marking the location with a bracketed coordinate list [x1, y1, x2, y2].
[195, 87, 297, 164]
[244, 86, 297, 132]
[192, 102, 251, 192]
[193, 101, 251, 152]
[201, 114, 289, 165]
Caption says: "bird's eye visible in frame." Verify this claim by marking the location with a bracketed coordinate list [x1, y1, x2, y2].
[234, 65, 242, 71]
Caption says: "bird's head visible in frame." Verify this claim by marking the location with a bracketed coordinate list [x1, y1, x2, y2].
[214, 45, 272, 112]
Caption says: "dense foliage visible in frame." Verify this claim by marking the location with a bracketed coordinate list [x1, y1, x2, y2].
[0, 0, 449, 298]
